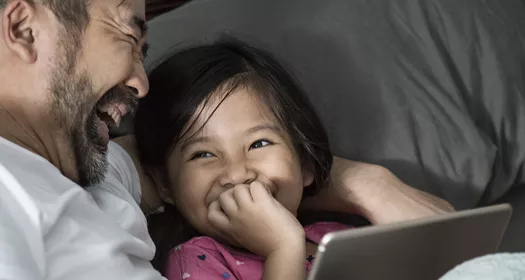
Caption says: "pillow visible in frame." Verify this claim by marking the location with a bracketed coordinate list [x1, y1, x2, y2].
[140, 0, 525, 210]
[145, 0, 190, 20]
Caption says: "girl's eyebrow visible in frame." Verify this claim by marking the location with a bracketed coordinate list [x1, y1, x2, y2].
[244, 124, 282, 135]
[180, 136, 212, 152]
[180, 124, 282, 151]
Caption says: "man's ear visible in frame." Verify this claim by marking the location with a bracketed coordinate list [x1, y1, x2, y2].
[2, 1, 38, 63]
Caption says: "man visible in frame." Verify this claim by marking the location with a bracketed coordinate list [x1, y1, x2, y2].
[0, 0, 162, 279]
[0, 0, 452, 279]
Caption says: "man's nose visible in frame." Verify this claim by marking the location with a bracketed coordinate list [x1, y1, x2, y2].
[219, 162, 257, 188]
[124, 63, 149, 99]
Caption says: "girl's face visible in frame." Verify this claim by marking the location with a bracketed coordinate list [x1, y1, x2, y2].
[165, 87, 313, 244]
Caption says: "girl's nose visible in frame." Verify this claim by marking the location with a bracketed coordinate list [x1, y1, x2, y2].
[219, 162, 257, 188]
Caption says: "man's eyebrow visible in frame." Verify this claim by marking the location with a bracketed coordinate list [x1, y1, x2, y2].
[132, 15, 148, 39]
[130, 16, 149, 57]
[116, 0, 148, 38]
[142, 42, 150, 58]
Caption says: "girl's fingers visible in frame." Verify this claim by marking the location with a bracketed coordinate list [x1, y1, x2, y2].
[249, 181, 272, 201]
[207, 200, 230, 229]
[233, 184, 253, 209]
[218, 188, 238, 215]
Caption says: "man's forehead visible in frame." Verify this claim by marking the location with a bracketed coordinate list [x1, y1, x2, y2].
[91, 0, 146, 19]
[116, 0, 146, 17]
[91, 0, 147, 37]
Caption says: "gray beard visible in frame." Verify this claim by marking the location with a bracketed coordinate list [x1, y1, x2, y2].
[49, 39, 108, 187]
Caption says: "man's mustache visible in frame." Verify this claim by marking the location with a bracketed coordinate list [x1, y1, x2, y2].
[97, 85, 139, 115]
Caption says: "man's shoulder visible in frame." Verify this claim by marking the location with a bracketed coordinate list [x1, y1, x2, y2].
[0, 138, 142, 215]
[90, 141, 142, 204]
[0, 138, 163, 280]
[0, 138, 139, 234]
[0, 137, 144, 237]
[0, 137, 72, 196]
[0, 138, 141, 205]
[0, 137, 93, 233]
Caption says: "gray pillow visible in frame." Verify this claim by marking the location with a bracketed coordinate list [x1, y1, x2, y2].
[139, 0, 525, 210]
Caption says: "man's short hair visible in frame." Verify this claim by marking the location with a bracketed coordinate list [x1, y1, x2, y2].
[0, 0, 89, 33]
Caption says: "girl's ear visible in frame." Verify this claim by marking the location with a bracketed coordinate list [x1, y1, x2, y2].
[302, 164, 315, 188]
[112, 136, 172, 213]
[148, 169, 176, 205]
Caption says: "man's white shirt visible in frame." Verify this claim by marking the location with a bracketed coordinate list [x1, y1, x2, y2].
[0, 137, 165, 279]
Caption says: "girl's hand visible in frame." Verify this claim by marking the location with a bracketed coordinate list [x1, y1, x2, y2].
[207, 181, 305, 257]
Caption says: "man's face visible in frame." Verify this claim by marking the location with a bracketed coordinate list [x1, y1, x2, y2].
[49, 0, 148, 186]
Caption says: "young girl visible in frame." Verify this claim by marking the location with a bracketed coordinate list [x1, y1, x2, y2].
[133, 38, 357, 279]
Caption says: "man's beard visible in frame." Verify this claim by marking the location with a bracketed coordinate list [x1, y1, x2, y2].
[49, 37, 138, 187]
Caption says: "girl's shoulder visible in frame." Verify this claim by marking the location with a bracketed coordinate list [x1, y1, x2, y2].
[165, 236, 264, 280]
[176, 236, 221, 251]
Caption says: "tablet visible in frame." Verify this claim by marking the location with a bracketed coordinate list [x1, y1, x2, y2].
[308, 204, 512, 280]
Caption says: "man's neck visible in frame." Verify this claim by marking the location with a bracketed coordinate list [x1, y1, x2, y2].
[0, 105, 47, 156]
[0, 103, 77, 181]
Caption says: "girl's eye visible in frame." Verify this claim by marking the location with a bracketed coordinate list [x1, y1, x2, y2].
[190, 151, 215, 160]
[249, 139, 273, 150]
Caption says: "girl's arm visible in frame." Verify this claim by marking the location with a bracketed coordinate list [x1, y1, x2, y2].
[263, 243, 306, 280]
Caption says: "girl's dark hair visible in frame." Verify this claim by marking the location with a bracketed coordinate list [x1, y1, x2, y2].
[134, 37, 332, 273]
